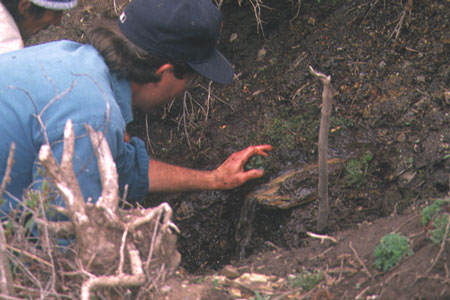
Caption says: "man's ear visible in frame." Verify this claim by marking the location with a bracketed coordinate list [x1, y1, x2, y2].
[18, 0, 32, 16]
[156, 64, 174, 76]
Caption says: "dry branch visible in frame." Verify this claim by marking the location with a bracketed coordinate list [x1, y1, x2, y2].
[306, 231, 337, 243]
[309, 66, 333, 232]
[349, 241, 374, 280]
[37, 119, 180, 299]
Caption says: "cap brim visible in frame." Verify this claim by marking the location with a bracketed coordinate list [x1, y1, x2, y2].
[29, 0, 77, 10]
[188, 49, 234, 84]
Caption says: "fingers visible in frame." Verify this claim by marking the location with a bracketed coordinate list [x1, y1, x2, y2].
[239, 144, 273, 161]
[244, 168, 265, 179]
[214, 145, 272, 190]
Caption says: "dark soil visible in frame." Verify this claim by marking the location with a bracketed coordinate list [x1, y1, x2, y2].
[28, 0, 450, 299]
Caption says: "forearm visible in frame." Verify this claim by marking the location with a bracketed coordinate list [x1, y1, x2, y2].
[147, 145, 272, 193]
[148, 159, 217, 192]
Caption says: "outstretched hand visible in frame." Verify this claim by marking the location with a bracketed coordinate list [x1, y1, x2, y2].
[212, 144, 272, 190]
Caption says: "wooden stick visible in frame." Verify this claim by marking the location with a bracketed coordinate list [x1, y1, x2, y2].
[309, 66, 333, 232]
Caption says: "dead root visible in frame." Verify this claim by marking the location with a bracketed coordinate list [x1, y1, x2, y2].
[36, 119, 180, 299]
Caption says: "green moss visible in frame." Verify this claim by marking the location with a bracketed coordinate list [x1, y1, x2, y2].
[344, 151, 373, 187]
[250, 103, 354, 156]
[251, 105, 319, 151]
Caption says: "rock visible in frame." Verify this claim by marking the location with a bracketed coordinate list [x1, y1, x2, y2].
[416, 75, 426, 82]
[221, 265, 240, 279]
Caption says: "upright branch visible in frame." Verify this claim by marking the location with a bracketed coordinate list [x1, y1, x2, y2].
[309, 66, 333, 232]
[86, 125, 119, 216]
[38, 120, 88, 226]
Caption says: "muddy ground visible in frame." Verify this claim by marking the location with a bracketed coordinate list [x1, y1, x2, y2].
[27, 0, 450, 299]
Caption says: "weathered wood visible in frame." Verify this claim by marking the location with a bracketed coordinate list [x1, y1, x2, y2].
[309, 66, 334, 232]
[247, 158, 344, 209]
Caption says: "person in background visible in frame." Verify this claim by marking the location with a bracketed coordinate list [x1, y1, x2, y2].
[0, 0, 78, 54]
[0, 0, 272, 213]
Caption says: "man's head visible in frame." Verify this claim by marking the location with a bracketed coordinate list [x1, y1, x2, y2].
[87, 0, 234, 112]
[118, 0, 234, 85]
[3, 0, 77, 39]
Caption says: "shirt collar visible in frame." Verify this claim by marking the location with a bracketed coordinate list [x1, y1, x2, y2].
[110, 72, 133, 124]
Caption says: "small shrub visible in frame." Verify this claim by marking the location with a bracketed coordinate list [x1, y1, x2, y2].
[287, 270, 323, 291]
[373, 233, 413, 272]
[420, 198, 450, 245]
[430, 214, 450, 245]
[421, 198, 445, 226]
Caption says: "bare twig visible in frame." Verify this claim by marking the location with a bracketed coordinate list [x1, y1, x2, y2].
[289, 0, 302, 25]
[0, 143, 15, 199]
[4, 245, 52, 268]
[37, 190, 58, 293]
[349, 241, 374, 280]
[271, 287, 314, 300]
[0, 143, 16, 297]
[385, 0, 413, 46]
[144, 114, 155, 154]
[355, 286, 370, 300]
[306, 231, 337, 243]
[248, 0, 274, 37]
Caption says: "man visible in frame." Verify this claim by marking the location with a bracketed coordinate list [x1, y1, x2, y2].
[0, 0, 272, 213]
[0, 0, 78, 54]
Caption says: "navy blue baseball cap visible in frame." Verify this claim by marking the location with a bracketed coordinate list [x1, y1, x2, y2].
[118, 0, 234, 84]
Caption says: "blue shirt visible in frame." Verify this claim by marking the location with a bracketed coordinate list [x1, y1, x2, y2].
[0, 40, 149, 213]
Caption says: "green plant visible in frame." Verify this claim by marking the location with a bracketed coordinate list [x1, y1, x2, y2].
[193, 277, 204, 284]
[430, 214, 450, 245]
[421, 198, 446, 226]
[373, 233, 413, 272]
[420, 198, 450, 245]
[344, 151, 373, 187]
[250, 291, 271, 300]
[287, 270, 323, 291]
[212, 278, 219, 288]
[244, 155, 268, 171]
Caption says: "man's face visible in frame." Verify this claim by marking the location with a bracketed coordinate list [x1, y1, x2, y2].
[131, 68, 193, 112]
[19, 9, 63, 39]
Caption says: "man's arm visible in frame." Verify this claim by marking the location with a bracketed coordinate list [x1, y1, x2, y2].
[148, 145, 272, 192]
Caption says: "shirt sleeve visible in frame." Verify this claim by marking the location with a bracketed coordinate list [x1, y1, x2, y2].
[116, 136, 150, 201]
[33, 122, 149, 206]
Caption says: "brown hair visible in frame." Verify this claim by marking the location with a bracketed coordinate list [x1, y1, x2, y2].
[2, 0, 47, 24]
[86, 18, 195, 84]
